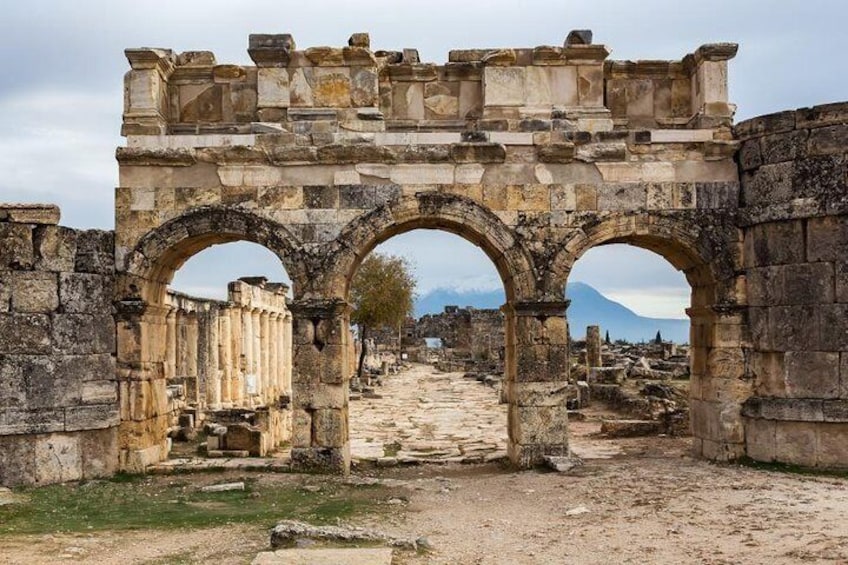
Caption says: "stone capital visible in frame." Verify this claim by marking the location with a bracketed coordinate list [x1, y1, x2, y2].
[290, 298, 350, 319]
[508, 300, 570, 317]
[124, 48, 175, 76]
[694, 43, 739, 64]
[248, 34, 295, 67]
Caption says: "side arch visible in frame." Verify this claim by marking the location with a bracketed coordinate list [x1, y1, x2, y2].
[325, 192, 538, 302]
[552, 210, 750, 461]
[120, 206, 305, 305]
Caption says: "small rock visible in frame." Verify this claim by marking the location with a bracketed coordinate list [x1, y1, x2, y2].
[200, 482, 245, 493]
[565, 506, 591, 516]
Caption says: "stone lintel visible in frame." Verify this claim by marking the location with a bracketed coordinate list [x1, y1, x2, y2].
[386, 63, 439, 82]
[0, 204, 60, 225]
[115, 146, 197, 167]
[605, 60, 687, 80]
[124, 48, 175, 75]
[562, 44, 611, 63]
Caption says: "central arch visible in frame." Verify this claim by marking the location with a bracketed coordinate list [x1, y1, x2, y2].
[326, 192, 537, 303]
[313, 191, 566, 468]
[551, 211, 750, 461]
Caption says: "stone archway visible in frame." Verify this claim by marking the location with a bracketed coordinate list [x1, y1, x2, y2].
[552, 211, 750, 460]
[116, 206, 304, 471]
[287, 192, 571, 471]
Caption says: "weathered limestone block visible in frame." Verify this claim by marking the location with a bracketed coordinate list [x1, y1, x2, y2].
[483, 67, 525, 106]
[0, 223, 35, 270]
[8, 272, 58, 313]
[257, 68, 290, 108]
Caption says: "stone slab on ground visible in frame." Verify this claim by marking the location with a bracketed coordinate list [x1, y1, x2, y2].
[349, 364, 507, 464]
[601, 419, 664, 438]
[252, 548, 393, 565]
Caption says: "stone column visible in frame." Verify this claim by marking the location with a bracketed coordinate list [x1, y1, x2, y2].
[218, 310, 231, 406]
[230, 309, 244, 403]
[242, 307, 255, 397]
[253, 309, 263, 400]
[585, 325, 602, 369]
[289, 298, 350, 474]
[282, 311, 293, 397]
[506, 300, 571, 468]
[269, 313, 280, 400]
[689, 44, 738, 127]
[197, 306, 221, 410]
[164, 308, 177, 380]
[261, 311, 271, 403]
[116, 301, 171, 472]
[122, 48, 174, 135]
[185, 312, 199, 405]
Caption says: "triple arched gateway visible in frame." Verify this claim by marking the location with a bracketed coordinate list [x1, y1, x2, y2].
[1, 31, 846, 485]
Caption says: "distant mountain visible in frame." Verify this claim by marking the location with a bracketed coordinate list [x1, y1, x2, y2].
[415, 282, 689, 344]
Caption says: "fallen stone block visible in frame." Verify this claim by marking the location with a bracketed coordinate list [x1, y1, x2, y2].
[544, 455, 584, 473]
[253, 547, 394, 565]
[200, 481, 245, 493]
[600, 419, 664, 438]
[207, 449, 250, 458]
[270, 520, 424, 550]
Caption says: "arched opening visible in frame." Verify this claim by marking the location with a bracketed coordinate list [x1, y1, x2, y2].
[115, 208, 302, 471]
[321, 192, 553, 468]
[346, 229, 509, 464]
[556, 214, 750, 462]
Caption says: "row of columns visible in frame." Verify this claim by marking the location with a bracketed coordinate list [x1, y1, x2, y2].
[163, 281, 293, 412]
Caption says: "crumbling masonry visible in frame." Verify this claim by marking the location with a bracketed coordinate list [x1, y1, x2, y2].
[1, 30, 847, 485]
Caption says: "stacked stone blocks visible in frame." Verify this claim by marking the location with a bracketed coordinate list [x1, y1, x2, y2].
[0, 205, 117, 486]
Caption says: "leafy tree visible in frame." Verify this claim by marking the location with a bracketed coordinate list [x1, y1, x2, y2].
[654, 330, 663, 345]
[350, 252, 416, 381]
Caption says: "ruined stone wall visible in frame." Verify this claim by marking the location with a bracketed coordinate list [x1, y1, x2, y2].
[417, 306, 504, 361]
[737, 103, 848, 468]
[0, 205, 117, 486]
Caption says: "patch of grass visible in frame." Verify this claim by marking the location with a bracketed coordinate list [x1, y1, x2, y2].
[737, 457, 848, 479]
[0, 476, 384, 536]
[383, 442, 402, 457]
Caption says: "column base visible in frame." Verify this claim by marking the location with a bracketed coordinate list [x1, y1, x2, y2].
[508, 442, 570, 468]
[119, 439, 169, 473]
[290, 445, 350, 474]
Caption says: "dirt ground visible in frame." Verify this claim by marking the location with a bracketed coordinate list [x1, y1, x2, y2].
[2, 368, 848, 564]
[3, 435, 848, 564]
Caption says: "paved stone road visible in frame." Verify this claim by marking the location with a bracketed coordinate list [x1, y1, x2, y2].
[349, 364, 508, 464]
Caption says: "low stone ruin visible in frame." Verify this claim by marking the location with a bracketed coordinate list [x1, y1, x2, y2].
[569, 325, 691, 437]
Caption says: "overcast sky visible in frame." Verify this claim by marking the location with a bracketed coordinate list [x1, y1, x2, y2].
[2, 1, 845, 318]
